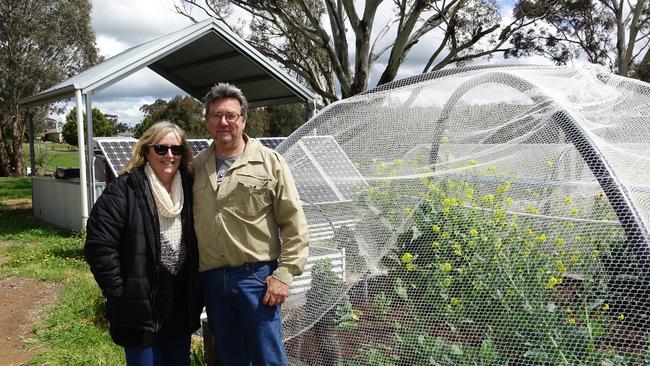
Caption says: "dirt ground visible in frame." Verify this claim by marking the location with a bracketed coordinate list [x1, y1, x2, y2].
[0, 200, 61, 365]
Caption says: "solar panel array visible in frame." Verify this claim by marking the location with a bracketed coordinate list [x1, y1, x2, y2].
[95, 138, 211, 178]
[285, 135, 367, 205]
[255, 137, 286, 149]
[95, 136, 367, 205]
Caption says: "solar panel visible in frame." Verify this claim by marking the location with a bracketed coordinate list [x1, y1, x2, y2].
[299, 136, 368, 201]
[95, 138, 137, 177]
[187, 139, 211, 156]
[284, 135, 367, 204]
[255, 137, 286, 149]
[95, 138, 211, 179]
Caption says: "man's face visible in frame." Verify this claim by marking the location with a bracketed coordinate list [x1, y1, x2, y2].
[206, 98, 246, 146]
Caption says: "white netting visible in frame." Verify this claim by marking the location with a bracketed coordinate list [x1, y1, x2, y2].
[279, 64, 650, 365]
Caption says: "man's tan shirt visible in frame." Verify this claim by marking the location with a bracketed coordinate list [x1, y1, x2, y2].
[191, 135, 309, 286]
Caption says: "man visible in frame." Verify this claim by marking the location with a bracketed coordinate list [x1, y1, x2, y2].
[192, 82, 309, 365]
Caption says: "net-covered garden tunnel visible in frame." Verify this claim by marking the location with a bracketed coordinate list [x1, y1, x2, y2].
[275, 64, 650, 365]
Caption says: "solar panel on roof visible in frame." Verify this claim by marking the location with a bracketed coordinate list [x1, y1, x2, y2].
[256, 137, 286, 149]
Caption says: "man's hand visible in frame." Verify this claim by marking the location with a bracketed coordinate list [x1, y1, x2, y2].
[263, 276, 289, 306]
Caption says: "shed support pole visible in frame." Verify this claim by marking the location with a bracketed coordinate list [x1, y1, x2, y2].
[75, 90, 89, 228]
[27, 108, 35, 176]
[85, 94, 95, 204]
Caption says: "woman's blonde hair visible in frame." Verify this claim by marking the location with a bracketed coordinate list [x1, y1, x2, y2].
[120, 121, 192, 175]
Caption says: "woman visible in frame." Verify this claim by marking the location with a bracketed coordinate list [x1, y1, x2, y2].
[85, 121, 202, 366]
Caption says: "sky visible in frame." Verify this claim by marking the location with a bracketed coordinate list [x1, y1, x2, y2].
[54, 0, 551, 126]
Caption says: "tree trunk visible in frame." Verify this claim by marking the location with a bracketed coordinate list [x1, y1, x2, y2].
[637, 48, 650, 83]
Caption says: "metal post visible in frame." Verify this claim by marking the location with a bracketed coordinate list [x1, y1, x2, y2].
[75, 89, 89, 228]
[85, 93, 95, 204]
[27, 108, 35, 176]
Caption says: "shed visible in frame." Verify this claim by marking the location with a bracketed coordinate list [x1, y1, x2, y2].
[19, 17, 316, 229]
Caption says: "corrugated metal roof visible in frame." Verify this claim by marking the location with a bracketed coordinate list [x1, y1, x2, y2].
[20, 18, 315, 107]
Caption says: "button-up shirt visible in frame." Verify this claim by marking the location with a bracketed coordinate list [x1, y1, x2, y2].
[191, 135, 309, 286]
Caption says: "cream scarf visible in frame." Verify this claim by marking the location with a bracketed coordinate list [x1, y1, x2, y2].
[144, 163, 183, 217]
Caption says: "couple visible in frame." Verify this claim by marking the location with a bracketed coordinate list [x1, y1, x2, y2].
[84, 83, 309, 366]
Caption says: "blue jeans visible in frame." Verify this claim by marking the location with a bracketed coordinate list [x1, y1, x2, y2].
[123, 335, 191, 366]
[201, 261, 287, 366]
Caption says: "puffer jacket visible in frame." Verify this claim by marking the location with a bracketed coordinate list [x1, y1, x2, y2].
[84, 166, 202, 346]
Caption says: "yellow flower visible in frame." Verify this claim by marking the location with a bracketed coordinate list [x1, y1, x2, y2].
[494, 238, 503, 251]
[564, 307, 573, 313]
[450, 297, 459, 306]
[405, 263, 415, 271]
[470, 228, 479, 237]
[494, 208, 506, 221]
[441, 136, 449, 144]
[505, 197, 513, 205]
[442, 277, 452, 287]
[618, 313, 625, 321]
[536, 234, 547, 243]
[546, 276, 563, 289]
[566, 221, 575, 229]
[482, 194, 495, 204]
[371, 158, 378, 164]
[464, 188, 474, 199]
[431, 241, 441, 249]
[526, 206, 540, 215]
[570, 208, 579, 216]
[555, 238, 565, 246]
[452, 243, 463, 256]
[592, 249, 600, 260]
[556, 261, 567, 274]
[570, 255, 579, 264]
[403, 208, 412, 216]
[441, 262, 452, 273]
[400, 252, 414, 264]
[393, 158, 404, 165]
[564, 196, 572, 204]
[432, 225, 441, 233]
[354, 162, 361, 169]
[469, 160, 478, 166]
[546, 160, 554, 168]
[602, 304, 610, 311]
[567, 318, 576, 325]
[487, 165, 494, 172]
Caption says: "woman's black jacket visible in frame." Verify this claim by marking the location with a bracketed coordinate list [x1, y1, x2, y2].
[84, 166, 202, 346]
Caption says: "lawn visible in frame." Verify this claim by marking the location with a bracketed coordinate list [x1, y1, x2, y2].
[0, 177, 206, 365]
[21, 142, 79, 173]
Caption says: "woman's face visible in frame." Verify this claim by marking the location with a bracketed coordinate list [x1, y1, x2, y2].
[146, 132, 183, 185]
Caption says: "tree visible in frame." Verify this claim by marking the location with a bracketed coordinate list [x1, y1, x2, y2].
[508, 0, 650, 81]
[105, 114, 131, 134]
[175, 1, 548, 103]
[246, 103, 306, 138]
[62, 107, 115, 146]
[0, 0, 99, 176]
[134, 96, 207, 139]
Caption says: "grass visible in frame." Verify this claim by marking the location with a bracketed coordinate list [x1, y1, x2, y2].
[0, 177, 206, 365]
[22, 142, 79, 172]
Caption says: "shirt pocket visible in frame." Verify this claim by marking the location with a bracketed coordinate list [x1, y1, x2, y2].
[232, 173, 275, 218]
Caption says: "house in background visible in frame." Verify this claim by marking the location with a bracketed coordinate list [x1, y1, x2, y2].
[42, 129, 62, 143]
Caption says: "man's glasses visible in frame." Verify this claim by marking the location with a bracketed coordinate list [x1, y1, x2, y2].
[210, 113, 241, 123]
[151, 144, 184, 156]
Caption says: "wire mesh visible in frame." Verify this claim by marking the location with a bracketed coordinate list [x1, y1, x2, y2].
[280, 65, 650, 365]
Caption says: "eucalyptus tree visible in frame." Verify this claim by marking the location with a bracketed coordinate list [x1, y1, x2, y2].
[0, 0, 99, 176]
[175, 0, 547, 103]
[508, 0, 650, 81]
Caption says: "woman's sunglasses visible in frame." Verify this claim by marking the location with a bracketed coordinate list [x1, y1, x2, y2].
[151, 144, 184, 156]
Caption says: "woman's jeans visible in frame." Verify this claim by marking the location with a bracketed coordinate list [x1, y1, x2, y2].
[201, 260, 287, 366]
[124, 334, 191, 366]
